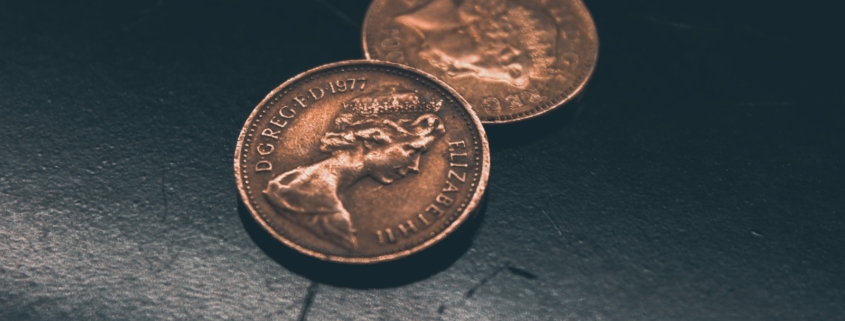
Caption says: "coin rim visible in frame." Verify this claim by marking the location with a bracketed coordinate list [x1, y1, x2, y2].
[361, 0, 599, 124]
[234, 59, 490, 264]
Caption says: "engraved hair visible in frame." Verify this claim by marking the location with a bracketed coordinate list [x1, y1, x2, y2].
[461, 0, 560, 78]
[319, 111, 446, 153]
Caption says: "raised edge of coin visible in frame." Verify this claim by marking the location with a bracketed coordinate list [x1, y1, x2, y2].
[234, 60, 490, 264]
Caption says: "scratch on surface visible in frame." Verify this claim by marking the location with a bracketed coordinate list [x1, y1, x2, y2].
[638, 15, 722, 32]
[160, 172, 168, 222]
[465, 263, 539, 298]
[159, 153, 169, 222]
[313, 0, 359, 27]
[116, 0, 165, 33]
[466, 264, 508, 298]
[719, 102, 795, 107]
[634, 14, 788, 41]
[152, 133, 170, 222]
[741, 26, 788, 42]
[541, 210, 564, 236]
[507, 266, 539, 280]
[298, 281, 319, 321]
[751, 231, 763, 238]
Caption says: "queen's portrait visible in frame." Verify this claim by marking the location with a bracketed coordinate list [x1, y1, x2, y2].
[396, 0, 561, 88]
[263, 86, 446, 250]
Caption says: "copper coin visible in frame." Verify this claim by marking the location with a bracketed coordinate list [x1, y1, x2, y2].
[234, 60, 490, 264]
[363, 0, 598, 123]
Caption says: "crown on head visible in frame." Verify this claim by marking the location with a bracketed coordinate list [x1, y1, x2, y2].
[342, 86, 442, 117]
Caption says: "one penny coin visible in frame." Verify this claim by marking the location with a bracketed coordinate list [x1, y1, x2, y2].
[363, 0, 598, 123]
[234, 60, 489, 264]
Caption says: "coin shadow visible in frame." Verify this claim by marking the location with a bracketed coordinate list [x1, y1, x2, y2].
[237, 195, 488, 289]
[484, 96, 586, 150]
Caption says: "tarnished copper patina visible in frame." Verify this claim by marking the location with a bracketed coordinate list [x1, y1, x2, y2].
[363, 0, 598, 123]
[235, 60, 489, 264]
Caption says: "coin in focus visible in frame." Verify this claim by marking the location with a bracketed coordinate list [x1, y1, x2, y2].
[234, 60, 489, 264]
[363, 0, 598, 123]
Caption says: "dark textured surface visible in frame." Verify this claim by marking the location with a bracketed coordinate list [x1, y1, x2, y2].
[1, 1, 843, 320]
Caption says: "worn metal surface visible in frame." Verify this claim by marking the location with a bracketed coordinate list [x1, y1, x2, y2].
[235, 61, 489, 263]
[364, 0, 598, 123]
[1, 0, 843, 320]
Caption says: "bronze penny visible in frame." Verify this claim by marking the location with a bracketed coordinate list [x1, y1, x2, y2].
[234, 60, 490, 264]
[363, 0, 598, 123]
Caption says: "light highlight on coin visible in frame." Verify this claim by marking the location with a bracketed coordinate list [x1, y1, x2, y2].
[363, 0, 598, 123]
[235, 60, 489, 264]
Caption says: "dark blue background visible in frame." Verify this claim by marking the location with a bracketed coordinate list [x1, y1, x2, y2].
[1, 1, 842, 320]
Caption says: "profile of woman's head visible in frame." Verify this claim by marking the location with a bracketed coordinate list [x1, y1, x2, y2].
[320, 86, 446, 184]
[397, 0, 559, 87]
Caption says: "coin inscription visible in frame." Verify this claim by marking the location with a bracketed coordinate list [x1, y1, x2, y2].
[235, 61, 489, 263]
[363, 0, 598, 123]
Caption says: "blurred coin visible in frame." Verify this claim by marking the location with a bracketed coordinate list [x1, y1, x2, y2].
[235, 60, 489, 263]
[363, 0, 598, 123]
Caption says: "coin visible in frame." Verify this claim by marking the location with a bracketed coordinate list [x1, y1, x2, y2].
[234, 60, 490, 264]
[363, 0, 598, 123]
